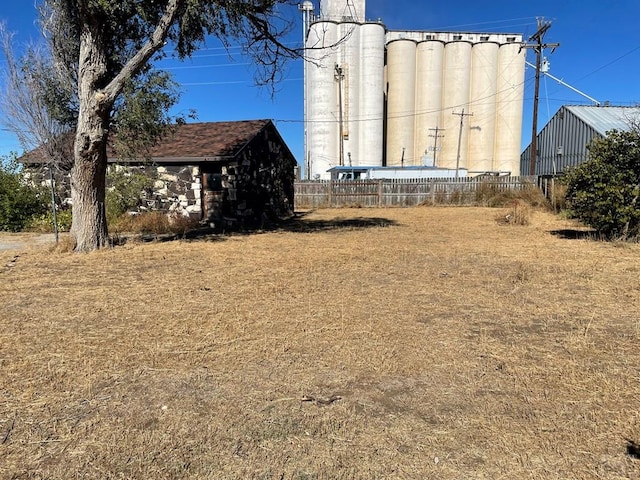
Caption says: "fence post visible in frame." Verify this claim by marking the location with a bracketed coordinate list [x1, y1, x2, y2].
[378, 179, 383, 207]
[431, 179, 436, 205]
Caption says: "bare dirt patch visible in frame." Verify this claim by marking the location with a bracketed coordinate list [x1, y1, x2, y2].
[1, 207, 640, 479]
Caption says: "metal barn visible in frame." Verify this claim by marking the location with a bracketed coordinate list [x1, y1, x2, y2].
[520, 105, 640, 176]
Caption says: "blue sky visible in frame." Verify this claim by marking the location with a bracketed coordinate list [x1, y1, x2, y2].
[1, 0, 639, 168]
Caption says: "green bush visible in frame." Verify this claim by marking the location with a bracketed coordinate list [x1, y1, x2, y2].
[565, 129, 640, 240]
[26, 209, 73, 233]
[0, 157, 48, 231]
[105, 167, 154, 222]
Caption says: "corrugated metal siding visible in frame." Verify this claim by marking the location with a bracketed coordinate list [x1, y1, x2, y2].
[521, 106, 640, 176]
[521, 106, 599, 175]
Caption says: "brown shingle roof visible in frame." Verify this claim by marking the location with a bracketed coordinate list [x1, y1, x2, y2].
[21, 119, 273, 165]
[112, 119, 272, 161]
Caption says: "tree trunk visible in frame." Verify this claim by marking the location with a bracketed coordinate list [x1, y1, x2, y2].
[68, 1, 182, 251]
[70, 24, 112, 252]
[70, 127, 109, 252]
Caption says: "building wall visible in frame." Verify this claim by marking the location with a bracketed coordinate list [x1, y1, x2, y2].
[520, 106, 600, 176]
[202, 126, 296, 229]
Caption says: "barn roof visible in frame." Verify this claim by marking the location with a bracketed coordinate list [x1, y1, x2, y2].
[566, 106, 640, 136]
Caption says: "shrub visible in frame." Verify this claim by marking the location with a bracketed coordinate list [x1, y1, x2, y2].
[0, 157, 48, 231]
[565, 129, 640, 240]
[105, 167, 155, 222]
[26, 209, 73, 233]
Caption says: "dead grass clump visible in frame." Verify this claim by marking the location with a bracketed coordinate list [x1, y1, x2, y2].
[48, 234, 76, 253]
[496, 200, 532, 226]
[110, 211, 199, 235]
[485, 185, 548, 208]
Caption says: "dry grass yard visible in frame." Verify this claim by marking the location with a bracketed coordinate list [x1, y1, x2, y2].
[1, 206, 640, 479]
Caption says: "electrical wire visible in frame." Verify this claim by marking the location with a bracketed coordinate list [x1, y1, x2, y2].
[575, 44, 640, 82]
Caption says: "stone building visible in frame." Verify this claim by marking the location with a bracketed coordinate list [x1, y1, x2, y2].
[22, 119, 298, 229]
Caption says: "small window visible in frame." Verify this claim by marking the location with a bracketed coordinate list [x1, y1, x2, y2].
[506, 36, 516, 42]
[480, 36, 489, 41]
[453, 34, 463, 41]
[425, 34, 433, 40]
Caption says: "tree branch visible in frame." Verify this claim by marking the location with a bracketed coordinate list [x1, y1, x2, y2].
[102, 0, 184, 106]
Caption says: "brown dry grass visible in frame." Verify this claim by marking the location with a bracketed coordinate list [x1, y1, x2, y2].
[1, 207, 640, 479]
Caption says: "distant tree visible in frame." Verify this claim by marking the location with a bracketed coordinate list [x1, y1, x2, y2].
[0, 155, 48, 231]
[0, 24, 74, 170]
[565, 128, 640, 240]
[33, 0, 298, 252]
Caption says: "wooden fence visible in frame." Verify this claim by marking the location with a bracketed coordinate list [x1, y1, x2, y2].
[294, 176, 539, 209]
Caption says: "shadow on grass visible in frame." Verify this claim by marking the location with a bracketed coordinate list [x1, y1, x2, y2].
[270, 211, 399, 234]
[549, 229, 600, 240]
[117, 212, 399, 246]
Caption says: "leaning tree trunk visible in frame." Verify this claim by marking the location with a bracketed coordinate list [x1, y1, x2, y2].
[69, 25, 112, 252]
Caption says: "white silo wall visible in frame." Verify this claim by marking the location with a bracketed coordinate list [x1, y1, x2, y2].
[358, 22, 386, 167]
[386, 39, 417, 166]
[468, 42, 499, 172]
[414, 40, 445, 166]
[340, 22, 361, 167]
[320, 0, 365, 21]
[306, 21, 340, 179]
[495, 42, 525, 174]
[440, 41, 472, 170]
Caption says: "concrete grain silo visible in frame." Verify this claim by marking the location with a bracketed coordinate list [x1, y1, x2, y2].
[303, 0, 525, 179]
[385, 39, 417, 166]
[468, 41, 499, 172]
[358, 22, 386, 166]
[340, 21, 361, 166]
[414, 40, 445, 166]
[440, 40, 473, 170]
[306, 20, 340, 178]
[495, 41, 526, 174]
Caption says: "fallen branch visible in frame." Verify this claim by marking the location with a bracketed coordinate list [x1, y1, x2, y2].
[2, 416, 16, 444]
[301, 395, 342, 406]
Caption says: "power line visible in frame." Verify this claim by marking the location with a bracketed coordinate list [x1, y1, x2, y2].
[575, 44, 640, 82]
[161, 62, 250, 70]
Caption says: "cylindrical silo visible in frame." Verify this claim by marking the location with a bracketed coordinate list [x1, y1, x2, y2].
[340, 21, 360, 167]
[414, 40, 444, 166]
[386, 39, 417, 166]
[495, 42, 526, 174]
[468, 41, 499, 172]
[358, 22, 386, 167]
[306, 20, 339, 179]
[440, 41, 472, 170]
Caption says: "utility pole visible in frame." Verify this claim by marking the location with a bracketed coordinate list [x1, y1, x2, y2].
[335, 64, 345, 166]
[452, 109, 473, 178]
[521, 18, 559, 175]
[428, 126, 444, 167]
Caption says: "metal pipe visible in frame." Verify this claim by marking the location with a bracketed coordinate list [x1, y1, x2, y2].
[525, 61, 600, 106]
